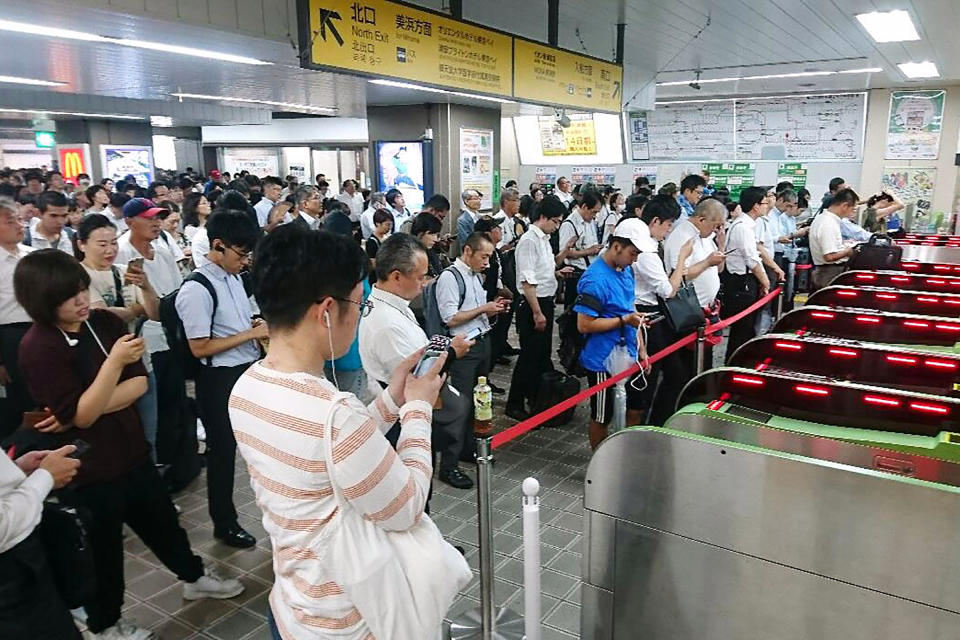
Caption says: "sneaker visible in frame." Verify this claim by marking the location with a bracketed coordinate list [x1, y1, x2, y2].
[93, 618, 156, 639]
[438, 468, 474, 490]
[182, 565, 245, 601]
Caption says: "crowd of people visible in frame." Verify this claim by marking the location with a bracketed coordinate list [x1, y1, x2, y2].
[0, 163, 901, 639]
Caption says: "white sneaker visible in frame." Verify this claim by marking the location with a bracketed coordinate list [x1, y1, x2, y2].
[196, 418, 206, 442]
[93, 618, 156, 639]
[182, 564, 245, 600]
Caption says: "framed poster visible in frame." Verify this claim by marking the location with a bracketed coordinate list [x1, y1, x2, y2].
[538, 114, 598, 156]
[100, 145, 154, 187]
[702, 163, 755, 200]
[375, 141, 429, 211]
[777, 163, 807, 189]
[460, 128, 494, 210]
[627, 111, 650, 161]
[886, 90, 945, 160]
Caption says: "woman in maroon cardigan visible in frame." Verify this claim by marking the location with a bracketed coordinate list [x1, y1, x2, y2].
[15, 249, 244, 640]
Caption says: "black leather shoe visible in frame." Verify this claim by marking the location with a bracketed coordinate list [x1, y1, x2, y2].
[504, 344, 520, 355]
[439, 468, 474, 490]
[214, 525, 256, 549]
[488, 382, 506, 395]
[496, 356, 512, 366]
[505, 406, 530, 422]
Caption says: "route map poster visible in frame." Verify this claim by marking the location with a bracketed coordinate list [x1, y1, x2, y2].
[627, 111, 650, 161]
[886, 90, 945, 160]
[460, 128, 494, 209]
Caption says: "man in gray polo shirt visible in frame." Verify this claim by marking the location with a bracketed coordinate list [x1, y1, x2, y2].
[175, 210, 268, 549]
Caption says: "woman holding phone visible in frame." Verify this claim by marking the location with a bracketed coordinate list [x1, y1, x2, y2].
[14, 249, 244, 640]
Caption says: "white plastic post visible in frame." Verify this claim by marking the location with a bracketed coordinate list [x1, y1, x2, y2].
[522, 477, 542, 640]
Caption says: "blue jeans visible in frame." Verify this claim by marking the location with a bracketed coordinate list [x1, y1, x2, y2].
[136, 369, 158, 462]
[267, 608, 282, 640]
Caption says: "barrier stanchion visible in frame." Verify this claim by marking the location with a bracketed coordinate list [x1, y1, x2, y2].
[695, 325, 707, 375]
[448, 434, 524, 640]
[522, 478, 542, 640]
[775, 281, 785, 321]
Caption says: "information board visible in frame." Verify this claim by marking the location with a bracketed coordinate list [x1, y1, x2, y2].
[703, 163, 755, 199]
[570, 166, 616, 186]
[299, 0, 513, 97]
[886, 90, 945, 160]
[100, 145, 154, 187]
[538, 115, 597, 156]
[513, 38, 622, 113]
[627, 111, 649, 161]
[648, 102, 736, 160]
[460, 127, 494, 209]
[777, 163, 807, 189]
[533, 166, 556, 189]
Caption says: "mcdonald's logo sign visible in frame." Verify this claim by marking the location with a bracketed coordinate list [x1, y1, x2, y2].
[57, 147, 87, 184]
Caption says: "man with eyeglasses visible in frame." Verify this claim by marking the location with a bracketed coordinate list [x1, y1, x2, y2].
[677, 174, 707, 221]
[290, 185, 323, 232]
[175, 210, 268, 549]
[457, 189, 483, 248]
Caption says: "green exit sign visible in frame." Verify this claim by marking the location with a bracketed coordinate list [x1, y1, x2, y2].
[34, 131, 55, 148]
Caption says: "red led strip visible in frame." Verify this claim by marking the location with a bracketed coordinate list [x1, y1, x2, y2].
[706, 399, 726, 411]
[917, 297, 940, 303]
[875, 293, 898, 300]
[886, 355, 918, 365]
[890, 276, 910, 283]
[856, 316, 881, 324]
[773, 341, 803, 351]
[902, 263, 920, 270]
[903, 320, 930, 329]
[910, 402, 950, 415]
[836, 290, 858, 297]
[924, 359, 958, 370]
[933, 265, 950, 271]
[855, 274, 876, 280]
[828, 348, 858, 358]
[864, 395, 901, 408]
[795, 384, 829, 396]
[731, 375, 764, 386]
[935, 324, 960, 332]
[810, 312, 835, 319]
[927, 279, 947, 285]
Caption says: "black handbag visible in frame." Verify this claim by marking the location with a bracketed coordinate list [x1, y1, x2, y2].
[39, 501, 96, 608]
[846, 234, 903, 271]
[658, 280, 705, 335]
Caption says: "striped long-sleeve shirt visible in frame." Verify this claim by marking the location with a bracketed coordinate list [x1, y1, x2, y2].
[229, 362, 434, 639]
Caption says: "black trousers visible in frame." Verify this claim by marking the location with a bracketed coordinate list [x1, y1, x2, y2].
[721, 273, 760, 363]
[0, 323, 35, 439]
[195, 363, 251, 530]
[0, 531, 81, 639]
[447, 336, 491, 467]
[637, 305, 691, 426]
[62, 462, 204, 633]
[508, 298, 555, 411]
[489, 301, 515, 367]
[774, 254, 796, 313]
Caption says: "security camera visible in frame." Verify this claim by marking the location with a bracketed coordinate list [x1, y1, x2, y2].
[557, 108, 571, 128]
[689, 70, 702, 90]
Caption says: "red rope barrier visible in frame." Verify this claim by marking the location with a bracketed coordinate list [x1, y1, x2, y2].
[489, 286, 783, 450]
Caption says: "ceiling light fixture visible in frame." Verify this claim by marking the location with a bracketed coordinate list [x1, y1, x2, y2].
[368, 79, 516, 104]
[150, 115, 174, 127]
[171, 92, 338, 114]
[0, 74, 66, 87]
[0, 107, 143, 120]
[0, 18, 270, 65]
[656, 67, 883, 86]
[855, 10, 920, 43]
[898, 61, 940, 79]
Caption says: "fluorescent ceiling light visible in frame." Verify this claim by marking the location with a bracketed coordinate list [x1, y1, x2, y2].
[856, 10, 920, 43]
[657, 67, 883, 86]
[171, 93, 338, 114]
[0, 74, 66, 87]
[369, 79, 516, 104]
[150, 115, 174, 127]
[0, 107, 143, 120]
[898, 61, 940, 79]
[0, 19, 270, 65]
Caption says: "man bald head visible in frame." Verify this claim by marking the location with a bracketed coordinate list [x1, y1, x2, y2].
[690, 197, 726, 238]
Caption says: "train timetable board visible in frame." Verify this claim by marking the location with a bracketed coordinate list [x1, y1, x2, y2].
[298, 0, 513, 97]
[513, 38, 623, 113]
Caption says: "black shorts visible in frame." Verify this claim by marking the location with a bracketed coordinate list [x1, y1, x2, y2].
[586, 370, 645, 425]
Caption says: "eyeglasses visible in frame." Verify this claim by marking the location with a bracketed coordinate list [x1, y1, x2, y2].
[332, 297, 375, 318]
[226, 246, 251, 260]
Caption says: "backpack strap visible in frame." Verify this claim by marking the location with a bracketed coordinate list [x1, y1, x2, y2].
[184, 271, 218, 367]
[23, 225, 31, 247]
[111, 266, 125, 308]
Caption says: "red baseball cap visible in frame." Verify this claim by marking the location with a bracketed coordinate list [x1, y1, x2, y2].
[122, 197, 165, 219]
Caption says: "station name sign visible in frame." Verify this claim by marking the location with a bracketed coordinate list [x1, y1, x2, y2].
[298, 0, 623, 113]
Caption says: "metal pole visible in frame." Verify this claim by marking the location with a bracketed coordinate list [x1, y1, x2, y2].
[695, 326, 707, 374]
[775, 284, 785, 321]
[522, 478, 542, 640]
[448, 437, 524, 640]
[547, 0, 559, 46]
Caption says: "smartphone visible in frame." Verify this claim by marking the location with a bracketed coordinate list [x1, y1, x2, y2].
[128, 257, 144, 272]
[68, 439, 91, 460]
[646, 313, 666, 327]
[413, 335, 451, 377]
[465, 325, 490, 341]
[21, 410, 52, 429]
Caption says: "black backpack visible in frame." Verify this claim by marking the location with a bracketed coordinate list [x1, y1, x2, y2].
[556, 293, 602, 378]
[159, 272, 218, 380]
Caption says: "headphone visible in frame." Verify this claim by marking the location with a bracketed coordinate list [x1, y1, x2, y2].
[324, 310, 330, 327]
[61, 331, 79, 347]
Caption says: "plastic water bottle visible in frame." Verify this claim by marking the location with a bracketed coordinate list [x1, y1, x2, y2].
[474, 376, 493, 436]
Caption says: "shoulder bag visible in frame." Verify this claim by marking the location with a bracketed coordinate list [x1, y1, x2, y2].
[317, 393, 471, 640]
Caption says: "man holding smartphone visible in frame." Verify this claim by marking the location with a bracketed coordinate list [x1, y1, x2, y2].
[435, 232, 507, 488]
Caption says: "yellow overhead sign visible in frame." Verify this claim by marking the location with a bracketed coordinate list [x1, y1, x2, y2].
[513, 38, 623, 113]
[301, 0, 513, 97]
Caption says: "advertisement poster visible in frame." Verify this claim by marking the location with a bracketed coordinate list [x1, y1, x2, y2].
[702, 163, 755, 199]
[56, 144, 92, 185]
[459, 128, 494, 209]
[881, 167, 936, 213]
[376, 141, 426, 210]
[538, 114, 597, 156]
[513, 38, 622, 113]
[100, 145, 154, 187]
[627, 111, 650, 161]
[222, 148, 279, 178]
[533, 166, 557, 189]
[571, 166, 616, 186]
[777, 162, 807, 189]
[886, 90, 945, 160]
[631, 164, 657, 188]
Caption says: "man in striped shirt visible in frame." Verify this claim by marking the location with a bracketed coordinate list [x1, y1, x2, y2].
[230, 226, 448, 639]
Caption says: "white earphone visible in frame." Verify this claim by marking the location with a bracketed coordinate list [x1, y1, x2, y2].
[324, 310, 330, 327]
[60, 329, 79, 347]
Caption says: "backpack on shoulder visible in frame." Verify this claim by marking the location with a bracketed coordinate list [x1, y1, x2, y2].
[557, 292, 603, 378]
[421, 266, 466, 337]
[158, 272, 218, 380]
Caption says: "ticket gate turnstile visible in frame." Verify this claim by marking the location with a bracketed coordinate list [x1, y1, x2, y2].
[832, 270, 960, 293]
[807, 285, 960, 316]
[772, 306, 960, 350]
[582, 417, 960, 640]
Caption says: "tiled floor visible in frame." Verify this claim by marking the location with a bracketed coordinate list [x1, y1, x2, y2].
[76, 349, 593, 639]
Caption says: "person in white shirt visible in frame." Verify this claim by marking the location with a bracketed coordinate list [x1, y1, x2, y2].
[663, 198, 727, 309]
[558, 189, 603, 306]
[720, 187, 772, 362]
[506, 196, 576, 420]
[253, 176, 283, 230]
[555, 176, 574, 207]
[84, 184, 110, 217]
[26, 191, 74, 253]
[0, 443, 81, 639]
[495, 187, 523, 250]
[360, 191, 388, 240]
[105, 192, 130, 235]
[336, 178, 365, 222]
[597, 190, 625, 244]
[810, 187, 858, 291]
[754, 188, 786, 335]
[386, 188, 412, 232]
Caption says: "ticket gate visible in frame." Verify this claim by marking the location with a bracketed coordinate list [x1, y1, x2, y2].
[728, 334, 960, 397]
[901, 260, 960, 275]
[807, 285, 960, 316]
[581, 416, 960, 640]
[772, 306, 960, 350]
[900, 244, 960, 265]
[897, 238, 960, 247]
[832, 270, 960, 293]
[903, 233, 960, 242]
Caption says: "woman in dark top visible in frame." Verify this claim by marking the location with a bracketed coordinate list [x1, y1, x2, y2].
[15, 250, 244, 640]
[365, 208, 393, 283]
[411, 211, 444, 279]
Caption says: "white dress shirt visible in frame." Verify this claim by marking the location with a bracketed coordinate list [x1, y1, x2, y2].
[190, 226, 211, 268]
[0, 244, 34, 325]
[337, 191, 365, 222]
[253, 197, 276, 228]
[359, 286, 429, 384]
[0, 452, 53, 554]
[390, 206, 412, 232]
[299, 210, 321, 231]
[437, 258, 489, 338]
[725, 215, 762, 275]
[663, 218, 720, 308]
[29, 226, 73, 253]
[515, 225, 558, 298]
[496, 212, 519, 249]
[810, 210, 847, 266]
[116, 235, 183, 353]
[556, 190, 574, 207]
[630, 219, 673, 307]
[558, 209, 599, 271]
[755, 212, 777, 260]
[360, 206, 379, 240]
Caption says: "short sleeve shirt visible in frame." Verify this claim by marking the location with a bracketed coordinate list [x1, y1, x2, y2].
[575, 258, 637, 372]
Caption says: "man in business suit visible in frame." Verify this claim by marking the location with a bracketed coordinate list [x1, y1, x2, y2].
[457, 189, 482, 248]
[289, 185, 322, 231]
